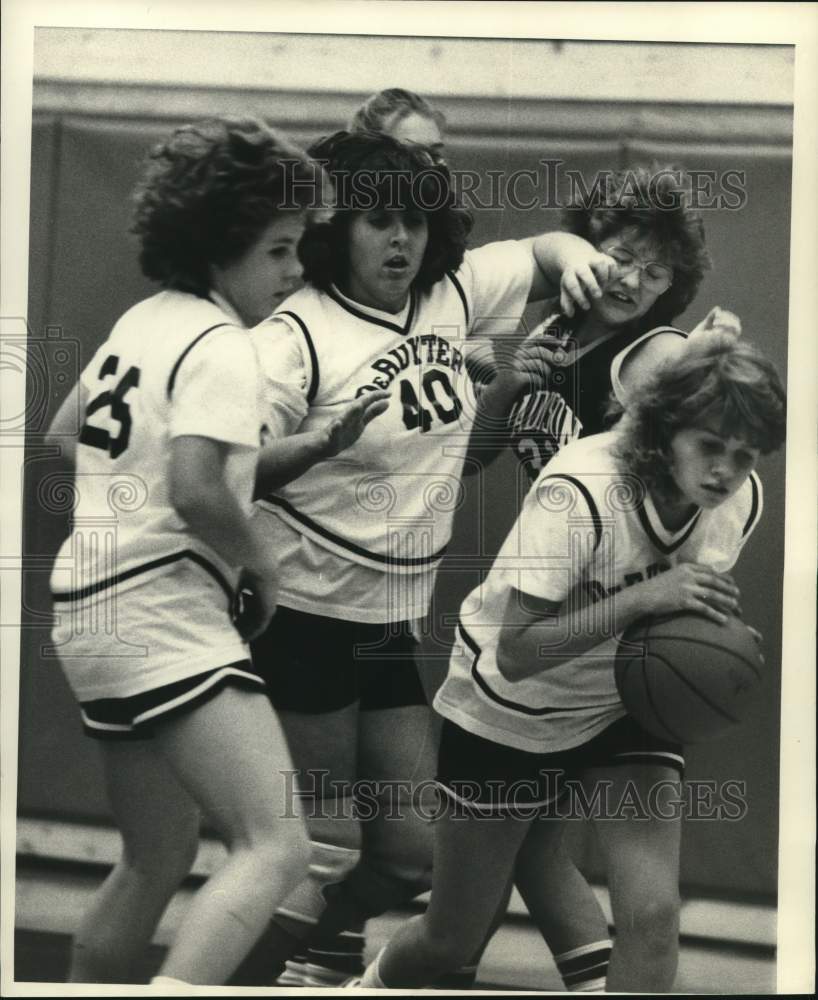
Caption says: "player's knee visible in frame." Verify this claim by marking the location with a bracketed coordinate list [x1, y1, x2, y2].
[242, 824, 313, 898]
[620, 890, 680, 953]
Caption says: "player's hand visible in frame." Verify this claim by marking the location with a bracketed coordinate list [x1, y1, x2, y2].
[689, 306, 742, 340]
[321, 390, 391, 457]
[559, 249, 617, 318]
[641, 563, 741, 625]
[232, 565, 278, 642]
[490, 338, 559, 400]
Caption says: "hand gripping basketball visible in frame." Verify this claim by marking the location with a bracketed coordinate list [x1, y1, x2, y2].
[615, 612, 764, 744]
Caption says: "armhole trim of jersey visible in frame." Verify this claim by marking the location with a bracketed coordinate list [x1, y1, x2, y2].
[166, 323, 230, 399]
[539, 473, 603, 551]
[446, 271, 470, 329]
[610, 325, 687, 406]
[742, 471, 762, 537]
[278, 310, 319, 403]
[51, 549, 233, 606]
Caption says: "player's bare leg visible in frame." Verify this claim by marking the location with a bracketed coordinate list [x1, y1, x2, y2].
[585, 762, 682, 993]
[267, 702, 437, 985]
[355, 702, 437, 906]
[153, 687, 310, 984]
[515, 819, 612, 992]
[68, 741, 200, 983]
[363, 797, 533, 988]
[230, 702, 362, 985]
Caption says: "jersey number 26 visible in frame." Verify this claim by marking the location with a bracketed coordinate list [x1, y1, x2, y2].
[79, 354, 141, 459]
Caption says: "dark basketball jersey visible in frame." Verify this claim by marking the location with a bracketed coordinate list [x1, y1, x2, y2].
[507, 312, 637, 484]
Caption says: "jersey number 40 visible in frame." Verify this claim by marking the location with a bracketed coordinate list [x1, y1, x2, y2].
[400, 370, 462, 433]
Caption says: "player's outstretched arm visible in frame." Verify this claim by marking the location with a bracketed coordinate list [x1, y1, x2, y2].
[254, 390, 390, 496]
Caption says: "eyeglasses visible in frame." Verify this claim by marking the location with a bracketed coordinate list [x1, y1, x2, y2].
[604, 245, 673, 292]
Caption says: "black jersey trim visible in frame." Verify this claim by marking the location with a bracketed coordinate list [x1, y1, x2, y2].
[742, 472, 761, 537]
[445, 271, 469, 328]
[263, 493, 448, 567]
[51, 549, 234, 605]
[166, 324, 231, 399]
[539, 474, 603, 551]
[326, 285, 417, 336]
[460, 620, 585, 718]
[635, 501, 701, 555]
[277, 310, 320, 403]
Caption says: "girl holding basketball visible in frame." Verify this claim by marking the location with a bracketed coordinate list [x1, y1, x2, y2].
[357, 330, 785, 992]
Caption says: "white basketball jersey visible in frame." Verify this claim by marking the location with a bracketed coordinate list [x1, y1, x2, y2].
[251, 240, 533, 620]
[50, 290, 264, 603]
[434, 430, 764, 753]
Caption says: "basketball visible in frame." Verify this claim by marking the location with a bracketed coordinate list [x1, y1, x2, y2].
[615, 613, 764, 745]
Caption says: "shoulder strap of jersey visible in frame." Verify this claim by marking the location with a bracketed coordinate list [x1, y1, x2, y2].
[166, 323, 230, 399]
[538, 472, 603, 551]
[276, 310, 320, 403]
[445, 270, 470, 328]
[742, 471, 764, 538]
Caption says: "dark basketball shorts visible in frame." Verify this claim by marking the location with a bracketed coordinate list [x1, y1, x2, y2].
[251, 605, 427, 713]
[79, 660, 267, 741]
[436, 714, 685, 818]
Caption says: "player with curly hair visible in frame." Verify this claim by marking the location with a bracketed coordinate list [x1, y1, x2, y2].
[234, 128, 620, 987]
[472, 164, 716, 488]
[358, 331, 785, 992]
[45, 116, 384, 986]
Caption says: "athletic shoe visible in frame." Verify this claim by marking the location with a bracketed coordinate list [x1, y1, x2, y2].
[276, 957, 353, 988]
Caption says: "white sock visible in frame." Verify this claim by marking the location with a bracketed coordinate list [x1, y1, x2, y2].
[554, 938, 612, 993]
[359, 947, 387, 988]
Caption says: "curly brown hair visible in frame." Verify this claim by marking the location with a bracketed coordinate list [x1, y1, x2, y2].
[298, 130, 472, 295]
[561, 165, 711, 330]
[616, 331, 786, 499]
[131, 117, 328, 296]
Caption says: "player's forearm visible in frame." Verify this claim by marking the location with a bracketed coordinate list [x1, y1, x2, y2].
[254, 431, 330, 497]
[173, 478, 274, 578]
[525, 232, 597, 302]
[497, 586, 650, 681]
[462, 376, 521, 474]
